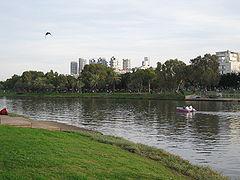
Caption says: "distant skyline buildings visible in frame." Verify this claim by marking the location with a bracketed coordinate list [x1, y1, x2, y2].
[72, 52, 240, 76]
[122, 59, 131, 71]
[139, 57, 150, 70]
[79, 58, 87, 75]
[89, 58, 97, 64]
[70, 61, 78, 75]
[70, 56, 135, 76]
[109, 56, 120, 70]
[97, 57, 108, 67]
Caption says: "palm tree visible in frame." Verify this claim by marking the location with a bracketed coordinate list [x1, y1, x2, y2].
[108, 71, 121, 92]
[90, 74, 100, 92]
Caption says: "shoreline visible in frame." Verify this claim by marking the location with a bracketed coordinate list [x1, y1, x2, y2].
[1, 114, 101, 134]
[1, 92, 240, 102]
[185, 95, 240, 102]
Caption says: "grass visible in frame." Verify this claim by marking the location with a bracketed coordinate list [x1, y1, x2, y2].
[0, 126, 191, 180]
[71, 130, 229, 180]
[8, 113, 25, 118]
[0, 126, 228, 180]
[0, 92, 185, 100]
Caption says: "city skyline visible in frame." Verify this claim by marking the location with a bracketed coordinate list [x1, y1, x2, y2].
[1, 0, 240, 80]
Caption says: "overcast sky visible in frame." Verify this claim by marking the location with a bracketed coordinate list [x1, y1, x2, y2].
[1, 0, 240, 80]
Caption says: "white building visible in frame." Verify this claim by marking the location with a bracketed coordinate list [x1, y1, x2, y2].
[109, 56, 120, 70]
[79, 58, 87, 74]
[89, 58, 97, 64]
[70, 61, 78, 75]
[216, 50, 240, 74]
[122, 59, 131, 72]
[139, 57, 150, 69]
[97, 57, 108, 67]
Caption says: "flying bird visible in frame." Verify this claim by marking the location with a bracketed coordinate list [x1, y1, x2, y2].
[45, 32, 52, 38]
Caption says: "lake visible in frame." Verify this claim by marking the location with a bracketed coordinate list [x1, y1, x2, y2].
[0, 96, 240, 179]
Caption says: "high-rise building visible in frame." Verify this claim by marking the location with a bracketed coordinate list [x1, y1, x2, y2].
[122, 59, 131, 71]
[109, 56, 120, 70]
[89, 58, 97, 64]
[216, 50, 240, 74]
[70, 61, 78, 75]
[79, 58, 87, 74]
[97, 57, 108, 67]
[139, 57, 150, 69]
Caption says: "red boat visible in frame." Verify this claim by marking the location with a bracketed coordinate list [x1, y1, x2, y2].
[0, 108, 8, 115]
[176, 107, 196, 113]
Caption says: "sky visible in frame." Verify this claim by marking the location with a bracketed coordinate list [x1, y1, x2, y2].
[1, 0, 240, 80]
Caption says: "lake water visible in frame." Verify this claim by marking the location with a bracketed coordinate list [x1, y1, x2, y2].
[0, 96, 240, 179]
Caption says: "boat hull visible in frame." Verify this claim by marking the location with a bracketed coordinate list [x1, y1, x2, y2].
[176, 107, 195, 113]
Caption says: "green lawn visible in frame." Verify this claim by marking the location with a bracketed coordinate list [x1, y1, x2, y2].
[0, 126, 190, 180]
[0, 126, 229, 180]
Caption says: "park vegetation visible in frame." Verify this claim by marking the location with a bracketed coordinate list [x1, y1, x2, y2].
[0, 53, 238, 94]
[0, 126, 228, 180]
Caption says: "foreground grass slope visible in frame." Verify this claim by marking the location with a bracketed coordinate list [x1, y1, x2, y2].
[0, 126, 189, 180]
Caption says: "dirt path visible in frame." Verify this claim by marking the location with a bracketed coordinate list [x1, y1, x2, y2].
[0, 115, 101, 133]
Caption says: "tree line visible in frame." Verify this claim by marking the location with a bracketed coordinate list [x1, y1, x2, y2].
[0, 54, 238, 93]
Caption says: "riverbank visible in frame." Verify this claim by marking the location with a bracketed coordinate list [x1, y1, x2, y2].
[0, 92, 185, 100]
[1, 114, 101, 133]
[2, 92, 240, 102]
[185, 94, 240, 102]
[0, 115, 228, 180]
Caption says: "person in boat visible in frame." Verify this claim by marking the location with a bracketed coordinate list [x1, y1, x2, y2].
[189, 105, 196, 112]
[185, 106, 190, 111]
[189, 106, 193, 111]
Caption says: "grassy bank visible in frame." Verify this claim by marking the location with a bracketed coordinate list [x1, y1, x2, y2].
[0, 126, 228, 180]
[0, 92, 185, 100]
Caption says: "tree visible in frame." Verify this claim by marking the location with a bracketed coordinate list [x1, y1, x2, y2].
[189, 54, 220, 89]
[119, 72, 132, 91]
[218, 73, 240, 89]
[107, 71, 121, 92]
[0, 82, 4, 90]
[81, 64, 113, 91]
[129, 70, 145, 92]
[89, 74, 100, 91]
[155, 59, 186, 91]
[4, 74, 21, 90]
[142, 68, 156, 93]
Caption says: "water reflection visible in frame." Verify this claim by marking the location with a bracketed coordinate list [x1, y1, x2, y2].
[0, 97, 240, 179]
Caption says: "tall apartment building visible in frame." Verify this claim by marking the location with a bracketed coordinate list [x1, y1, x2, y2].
[79, 58, 87, 74]
[97, 57, 108, 67]
[139, 57, 150, 69]
[109, 56, 120, 70]
[122, 59, 131, 71]
[216, 50, 240, 74]
[70, 61, 78, 75]
[89, 58, 97, 64]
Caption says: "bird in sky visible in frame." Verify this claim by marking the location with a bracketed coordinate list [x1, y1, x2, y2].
[45, 32, 52, 38]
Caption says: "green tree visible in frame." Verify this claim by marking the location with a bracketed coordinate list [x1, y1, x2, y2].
[218, 73, 240, 89]
[155, 59, 186, 91]
[142, 68, 156, 93]
[107, 71, 121, 92]
[189, 54, 220, 89]
[4, 74, 21, 90]
[81, 64, 112, 91]
[129, 70, 145, 92]
[89, 74, 100, 91]
[0, 82, 4, 90]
